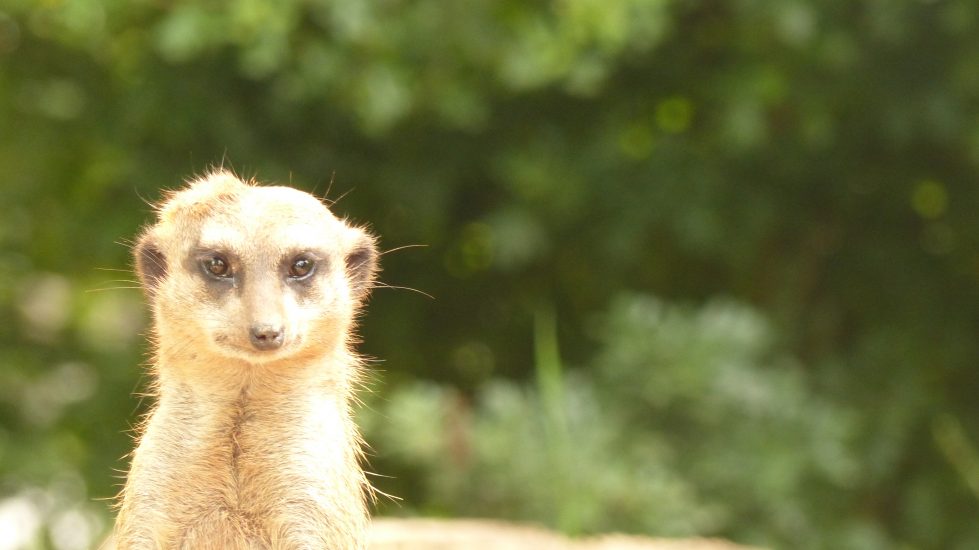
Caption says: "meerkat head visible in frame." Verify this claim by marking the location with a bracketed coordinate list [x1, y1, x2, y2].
[133, 171, 378, 366]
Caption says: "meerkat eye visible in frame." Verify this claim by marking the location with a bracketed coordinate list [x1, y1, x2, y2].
[288, 256, 315, 279]
[202, 255, 232, 279]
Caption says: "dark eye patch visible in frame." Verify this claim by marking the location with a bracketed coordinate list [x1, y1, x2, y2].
[193, 248, 236, 282]
[289, 256, 315, 279]
[201, 255, 233, 279]
[285, 252, 321, 282]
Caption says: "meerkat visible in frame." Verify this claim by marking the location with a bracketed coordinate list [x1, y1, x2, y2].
[113, 171, 378, 549]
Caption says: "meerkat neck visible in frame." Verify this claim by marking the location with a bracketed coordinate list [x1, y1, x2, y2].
[156, 346, 359, 400]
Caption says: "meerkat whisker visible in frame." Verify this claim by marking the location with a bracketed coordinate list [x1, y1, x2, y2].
[368, 283, 435, 300]
[323, 185, 356, 207]
[86, 287, 143, 293]
[379, 244, 429, 256]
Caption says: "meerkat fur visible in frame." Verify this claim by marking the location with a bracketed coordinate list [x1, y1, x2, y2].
[113, 171, 378, 549]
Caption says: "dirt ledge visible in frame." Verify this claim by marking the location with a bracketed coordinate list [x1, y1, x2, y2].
[369, 518, 760, 550]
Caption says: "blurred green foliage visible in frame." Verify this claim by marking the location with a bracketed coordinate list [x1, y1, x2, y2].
[1, 0, 978, 548]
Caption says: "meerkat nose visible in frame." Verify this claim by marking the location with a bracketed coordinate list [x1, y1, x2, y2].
[250, 324, 284, 351]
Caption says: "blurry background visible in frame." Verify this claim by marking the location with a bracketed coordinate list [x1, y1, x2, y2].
[1, 0, 978, 548]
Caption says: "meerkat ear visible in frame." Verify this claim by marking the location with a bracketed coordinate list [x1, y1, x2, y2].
[134, 232, 167, 293]
[345, 230, 378, 302]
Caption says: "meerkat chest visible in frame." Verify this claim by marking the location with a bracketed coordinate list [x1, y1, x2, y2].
[129, 391, 359, 548]
[230, 396, 353, 493]
[146, 390, 348, 510]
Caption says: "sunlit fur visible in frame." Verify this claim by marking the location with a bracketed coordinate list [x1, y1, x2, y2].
[114, 171, 378, 549]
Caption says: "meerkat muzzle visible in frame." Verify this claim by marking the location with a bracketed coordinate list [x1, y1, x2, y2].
[249, 323, 284, 350]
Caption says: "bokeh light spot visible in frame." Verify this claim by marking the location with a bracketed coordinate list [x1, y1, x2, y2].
[911, 179, 948, 219]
